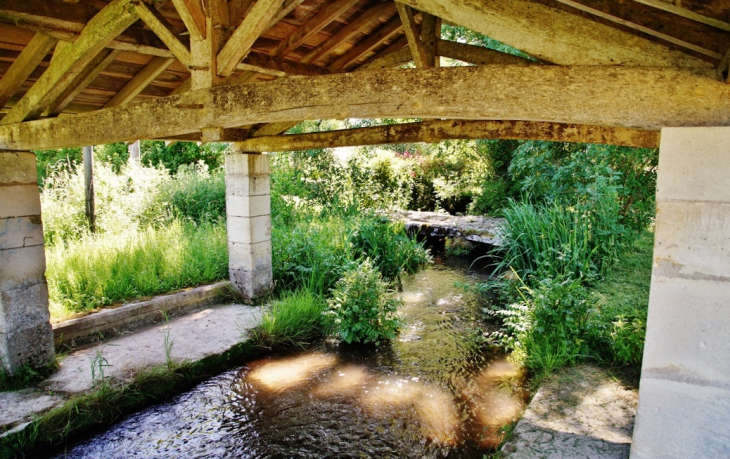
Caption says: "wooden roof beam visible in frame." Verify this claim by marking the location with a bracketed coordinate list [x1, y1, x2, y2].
[1, 65, 727, 150]
[234, 119, 661, 151]
[271, 0, 360, 57]
[217, 0, 283, 77]
[396, 2, 428, 68]
[421, 13, 440, 68]
[398, 0, 712, 67]
[1, 0, 139, 125]
[437, 40, 537, 66]
[0, 33, 57, 110]
[103, 56, 175, 108]
[330, 16, 403, 70]
[43, 48, 121, 116]
[631, 0, 730, 32]
[171, 0, 206, 40]
[132, 0, 192, 66]
[301, 2, 397, 64]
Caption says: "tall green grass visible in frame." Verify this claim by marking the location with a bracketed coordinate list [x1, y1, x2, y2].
[253, 290, 329, 348]
[46, 221, 227, 317]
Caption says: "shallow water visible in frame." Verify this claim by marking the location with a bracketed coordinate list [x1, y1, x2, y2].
[56, 258, 527, 459]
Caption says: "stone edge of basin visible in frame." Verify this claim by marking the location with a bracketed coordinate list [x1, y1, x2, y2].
[52, 281, 233, 349]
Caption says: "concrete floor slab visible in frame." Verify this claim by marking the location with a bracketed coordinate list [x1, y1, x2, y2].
[501, 365, 638, 459]
[45, 304, 262, 394]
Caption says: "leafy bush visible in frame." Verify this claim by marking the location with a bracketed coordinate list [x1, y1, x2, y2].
[141, 141, 228, 173]
[488, 275, 590, 378]
[254, 290, 328, 348]
[325, 259, 402, 345]
[155, 163, 226, 224]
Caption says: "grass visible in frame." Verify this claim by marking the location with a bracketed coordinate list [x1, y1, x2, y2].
[252, 290, 329, 348]
[0, 360, 59, 392]
[46, 220, 228, 319]
[0, 342, 264, 459]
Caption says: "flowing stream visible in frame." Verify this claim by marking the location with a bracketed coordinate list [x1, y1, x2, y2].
[56, 258, 527, 458]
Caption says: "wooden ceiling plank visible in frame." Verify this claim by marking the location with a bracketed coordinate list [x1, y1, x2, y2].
[553, 0, 723, 59]
[172, 0, 207, 40]
[0, 33, 57, 110]
[330, 16, 403, 70]
[271, 0, 360, 57]
[396, 2, 427, 68]
[133, 1, 192, 66]
[236, 119, 661, 151]
[398, 0, 711, 67]
[1, 0, 139, 125]
[104, 56, 175, 108]
[217, 0, 283, 77]
[632, 0, 730, 32]
[301, 2, 396, 64]
[43, 48, 121, 116]
[266, 0, 309, 32]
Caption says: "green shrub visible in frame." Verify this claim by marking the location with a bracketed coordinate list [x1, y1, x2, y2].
[489, 275, 590, 378]
[155, 164, 226, 224]
[254, 290, 328, 348]
[325, 259, 402, 345]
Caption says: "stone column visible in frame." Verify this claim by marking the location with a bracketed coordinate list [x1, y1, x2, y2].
[224, 146, 272, 301]
[631, 127, 730, 458]
[0, 151, 54, 373]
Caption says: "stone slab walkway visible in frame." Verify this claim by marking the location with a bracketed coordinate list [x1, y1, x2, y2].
[0, 303, 262, 434]
[390, 210, 504, 246]
[501, 365, 638, 459]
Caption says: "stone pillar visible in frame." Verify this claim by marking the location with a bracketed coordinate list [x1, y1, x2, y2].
[631, 127, 730, 458]
[0, 151, 54, 373]
[224, 146, 272, 301]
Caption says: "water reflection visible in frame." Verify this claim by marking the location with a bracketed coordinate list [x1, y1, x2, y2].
[55, 259, 528, 459]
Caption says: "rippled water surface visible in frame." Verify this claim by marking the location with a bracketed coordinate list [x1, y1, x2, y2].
[57, 258, 527, 458]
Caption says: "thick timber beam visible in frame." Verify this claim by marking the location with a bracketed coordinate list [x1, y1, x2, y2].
[171, 0, 207, 40]
[1, 65, 728, 151]
[398, 0, 711, 67]
[104, 57, 176, 108]
[1, 0, 138, 124]
[132, 0, 192, 66]
[232, 120, 661, 151]
[396, 2, 428, 68]
[437, 40, 537, 66]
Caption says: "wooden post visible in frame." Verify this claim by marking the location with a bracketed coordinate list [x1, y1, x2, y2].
[128, 140, 141, 164]
[83, 146, 95, 232]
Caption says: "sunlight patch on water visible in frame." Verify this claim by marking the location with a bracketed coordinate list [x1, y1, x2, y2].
[246, 352, 338, 392]
[311, 364, 369, 397]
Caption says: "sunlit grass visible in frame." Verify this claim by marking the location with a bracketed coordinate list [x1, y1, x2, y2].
[46, 220, 228, 319]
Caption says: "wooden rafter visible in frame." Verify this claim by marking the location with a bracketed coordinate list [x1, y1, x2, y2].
[132, 1, 192, 66]
[398, 0, 712, 67]
[104, 56, 175, 108]
[1, 0, 139, 125]
[301, 2, 397, 64]
[631, 0, 730, 32]
[330, 16, 403, 70]
[396, 2, 427, 68]
[171, 0, 206, 40]
[0, 33, 57, 110]
[437, 41, 537, 66]
[271, 0, 360, 57]
[232, 120, 661, 151]
[217, 0, 283, 77]
[551, 0, 724, 59]
[267, 0, 310, 32]
[43, 49, 121, 116]
[1, 65, 727, 151]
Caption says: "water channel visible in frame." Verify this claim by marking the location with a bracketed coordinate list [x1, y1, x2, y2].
[55, 257, 528, 458]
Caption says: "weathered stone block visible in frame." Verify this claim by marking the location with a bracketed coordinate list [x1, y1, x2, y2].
[225, 174, 270, 197]
[225, 151, 270, 176]
[0, 282, 50, 336]
[0, 321, 54, 373]
[229, 241, 271, 271]
[657, 127, 730, 203]
[227, 215, 271, 244]
[631, 378, 730, 458]
[225, 194, 270, 218]
[0, 185, 42, 219]
[0, 216, 44, 250]
[0, 246, 46, 291]
[229, 268, 273, 301]
[0, 152, 36, 184]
